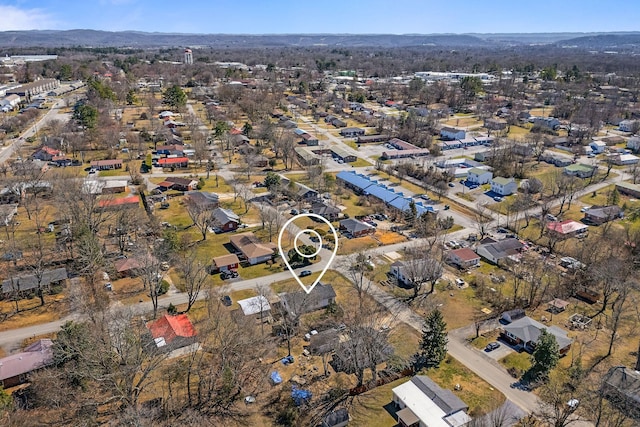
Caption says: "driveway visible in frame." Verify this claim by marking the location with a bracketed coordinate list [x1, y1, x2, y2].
[482, 339, 514, 361]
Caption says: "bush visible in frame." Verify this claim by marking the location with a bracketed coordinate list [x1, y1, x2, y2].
[167, 303, 177, 314]
[196, 177, 205, 190]
[159, 280, 170, 295]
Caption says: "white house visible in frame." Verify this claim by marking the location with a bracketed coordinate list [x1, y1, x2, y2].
[627, 136, 640, 152]
[610, 153, 640, 166]
[392, 376, 471, 427]
[1, 94, 20, 111]
[619, 119, 638, 133]
[440, 126, 466, 141]
[490, 177, 517, 196]
[590, 140, 607, 154]
[466, 167, 493, 185]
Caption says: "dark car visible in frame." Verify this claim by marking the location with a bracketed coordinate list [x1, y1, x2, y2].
[299, 270, 312, 277]
[221, 295, 232, 306]
[485, 342, 500, 352]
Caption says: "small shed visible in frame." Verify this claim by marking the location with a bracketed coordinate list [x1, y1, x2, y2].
[270, 371, 282, 385]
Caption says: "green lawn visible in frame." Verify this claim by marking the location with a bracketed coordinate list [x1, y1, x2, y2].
[500, 351, 531, 373]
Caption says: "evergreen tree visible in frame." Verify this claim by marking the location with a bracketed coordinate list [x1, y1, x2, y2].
[419, 309, 448, 368]
[162, 85, 187, 109]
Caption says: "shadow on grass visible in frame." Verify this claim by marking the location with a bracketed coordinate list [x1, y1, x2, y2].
[383, 401, 400, 426]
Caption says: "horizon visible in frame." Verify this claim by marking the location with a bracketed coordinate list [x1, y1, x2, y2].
[2, 0, 640, 34]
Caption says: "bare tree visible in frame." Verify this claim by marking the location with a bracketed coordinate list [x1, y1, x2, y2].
[475, 202, 494, 238]
[184, 195, 214, 241]
[135, 248, 166, 319]
[176, 249, 210, 313]
[340, 250, 373, 311]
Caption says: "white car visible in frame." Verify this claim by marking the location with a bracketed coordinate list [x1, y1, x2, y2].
[580, 206, 591, 213]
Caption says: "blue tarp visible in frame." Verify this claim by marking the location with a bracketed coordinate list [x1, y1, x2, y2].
[270, 371, 282, 385]
[291, 387, 312, 406]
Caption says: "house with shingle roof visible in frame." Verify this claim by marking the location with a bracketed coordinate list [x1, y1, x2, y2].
[475, 238, 524, 264]
[211, 207, 240, 232]
[339, 218, 374, 238]
[0, 339, 54, 389]
[392, 375, 471, 427]
[146, 314, 197, 350]
[229, 232, 276, 265]
[501, 316, 572, 355]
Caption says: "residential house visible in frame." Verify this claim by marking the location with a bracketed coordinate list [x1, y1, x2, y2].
[331, 146, 357, 163]
[541, 151, 573, 167]
[295, 147, 321, 166]
[32, 146, 62, 161]
[330, 118, 347, 128]
[114, 257, 143, 277]
[392, 375, 471, 427]
[231, 134, 250, 147]
[0, 339, 54, 388]
[440, 126, 466, 141]
[165, 177, 198, 191]
[97, 195, 140, 210]
[340, 127, 365, 138]
[146, 314, 197, 350]
[211, 253, 240, 273]
[619, 119, 638, 132]
[311, 201, 340, 221]
[564, 163, 596, 178]
[583, 205, 623, 225]
[616, 182, 640, 198]
[237, 295, 272, 320]
[590, 140, 607, 154]
[12, 159, 48, 176]
[389, 259, 433, 288]
[610, 153, 640, 166]
[0, 94, 20, 111]
[211, 207, 240, 231]
[1, 267, 67, 297]
[627, 136, 640, 152]
[546, 220, 589, 239]
[185, 191, 219, 209]
[251, 154, 269, 168]
[490, 177, 517, 196]
[501, 316, 572, 355]
[156, 144, 184, 156]
[475, 238, 525, 264]
[484, 118, 508, 131]
[447, 248, 480, 269]
[339, 218, 375, 238]
[294, 182, 319, 200]
[309, 329, 340, 356]
[229, 232, 276, 265]
[466, 168, 493, 185]
[90, 159, 123, 170]
[531, 116, 560, 130]
[601, 366, 640, 420]
[158, 157, 189, 169]
[279, 283, 337, 316]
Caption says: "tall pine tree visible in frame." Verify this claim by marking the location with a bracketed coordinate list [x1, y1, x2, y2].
[419, 309, 448, 368]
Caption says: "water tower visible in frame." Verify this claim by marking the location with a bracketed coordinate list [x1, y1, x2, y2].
[184, 48, 193, 65]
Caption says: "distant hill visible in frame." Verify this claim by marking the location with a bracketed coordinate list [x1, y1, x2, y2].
[0, 30, 639, 49]
[0, 30, 492, 48]
[554, 33, 640, 49]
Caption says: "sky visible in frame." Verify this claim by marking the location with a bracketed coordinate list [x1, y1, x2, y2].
[1, 0, 639, 34]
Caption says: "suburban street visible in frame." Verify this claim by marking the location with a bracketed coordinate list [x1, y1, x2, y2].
[0, 100, 613, 425]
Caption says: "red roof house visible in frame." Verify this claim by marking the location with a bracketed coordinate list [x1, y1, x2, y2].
[147, 314, 197, 349]
[547, 220, 588, 239]
[97, 195, 140, 210]
[158, 157, 189, 168]
[447, 247, 481, 269]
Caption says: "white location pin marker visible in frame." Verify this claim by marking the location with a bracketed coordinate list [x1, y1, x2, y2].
[278, 213, 339, 294]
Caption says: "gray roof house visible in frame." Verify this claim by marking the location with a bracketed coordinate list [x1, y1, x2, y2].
[602, 366, 640, 419]
[311, 201, 340, 221]
[392, 375, 471, 427]
[2, 267, 68, 295]
[475, 238, 525, 264]
[279, 283, 337, 317]
[339, 218, 375, 238]
[583, 205, 623, 225]
[502, 316, 572, 355]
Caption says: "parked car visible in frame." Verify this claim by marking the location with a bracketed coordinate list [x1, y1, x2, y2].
[493, 196, 503, 202]
[220, 271, 239, 280]
[290, 209, 299, 215]
[221, 295, 232, 306]
[448, 182, 455, 187]
[485, 342, 500, 352]
[299, 270, 312, 277]
[580, 206, 591, 213]
[455, 278, 465, 286]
